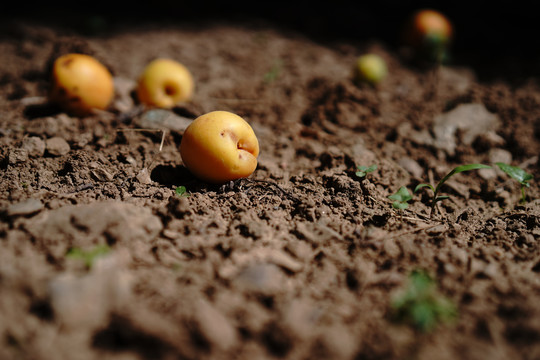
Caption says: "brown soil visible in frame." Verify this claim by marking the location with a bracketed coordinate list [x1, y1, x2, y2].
[1, 7, 539, 360]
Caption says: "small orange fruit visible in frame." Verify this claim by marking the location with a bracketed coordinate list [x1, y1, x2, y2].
[180, 111, 259, 184]
[50, 53, 114, 116]
[403, 9, 453, 63]
[137, 58, 194, 109]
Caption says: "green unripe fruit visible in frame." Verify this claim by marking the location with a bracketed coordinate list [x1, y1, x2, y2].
[355, 54, 388, 85]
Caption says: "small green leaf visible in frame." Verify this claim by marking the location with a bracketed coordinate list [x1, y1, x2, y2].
[388, 186, 412, 202]
[263, 59, 283, 84]
[66, 244, 111, 269]
[175, 186, 190, 197]
[434, 195, 450, 203]
[392, 202, 409, 210]
[388, 186, 412, 210]
[496, 163, 533, 186]
[414, 183, 434, 193]
[435, 164, 491, 196]
[391, 269, 457, 332]
[356, 164, 377, 178]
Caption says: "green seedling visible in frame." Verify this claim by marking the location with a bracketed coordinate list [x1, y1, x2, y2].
[263, 59, 283, 84]
[388, 186, 413, 210]
[66, 244, 111, 269]
[175, 186, 190, 197]
[414, 164, 491, 214]
[355, 164, 377, 179]
[391, 269, 457, 332]
[496, 162, 533, 203]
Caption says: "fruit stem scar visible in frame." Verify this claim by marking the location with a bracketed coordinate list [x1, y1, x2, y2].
[164, 83, 177, 96]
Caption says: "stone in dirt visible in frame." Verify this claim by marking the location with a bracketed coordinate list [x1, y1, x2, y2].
[21, 136, 46, 157]
[8, 148, 28, 164]
[45, 136, 70, 156]
[433, 103, 501, 156]
[135, 109, 193, 133]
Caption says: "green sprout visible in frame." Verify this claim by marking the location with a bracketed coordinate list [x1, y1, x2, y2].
[414, 164, 491, 214]
[496, 162, 533, 203]
[355, 164, 377, 179]
[423, 32, 451, 65]
[263, 59, 283, 84]
[175, 186, 190, 197]
[391, 269, 457, 332]
[66, 244, 111, 269]
[388, 186, 413, 210]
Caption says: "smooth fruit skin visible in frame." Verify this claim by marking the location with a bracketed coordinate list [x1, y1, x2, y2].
[180, 111, 260, 184]
[137, 58, 194, 108]
[50, 53, 114, 116]
[406, 9, 453, 47]
[355, 54, 388, 85]
[403, 9, 452, 63]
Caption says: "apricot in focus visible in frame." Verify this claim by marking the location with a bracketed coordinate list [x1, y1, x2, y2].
[180, 111, 259, 184]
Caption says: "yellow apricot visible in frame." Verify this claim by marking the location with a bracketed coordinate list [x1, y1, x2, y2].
[50, 53, 114, 116]
[180, 111, 259, 184]
[137, 58, 194, 108]
[355, 54, 388, 85]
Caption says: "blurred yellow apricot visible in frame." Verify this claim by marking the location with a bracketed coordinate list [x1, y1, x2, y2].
[137, 58, 194, 108]
[50, 53, 114, 116]
[355, 54, 388, 85]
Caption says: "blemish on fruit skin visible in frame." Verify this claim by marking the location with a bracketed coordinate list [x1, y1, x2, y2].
[50, 53, 114, 115]
[220, 129, 239, 144]
[62, 58, 74, 67]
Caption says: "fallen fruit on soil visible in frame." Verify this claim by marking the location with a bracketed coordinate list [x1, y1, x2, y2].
[403, 9, 453, 63]
[49, 53, 114, 116]
[137, 58, 194, 108]
[180, 111, 259, 184]
[355, 54, 388, 85]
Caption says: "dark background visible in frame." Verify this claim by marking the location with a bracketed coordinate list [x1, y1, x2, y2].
[3, 1, 540, 80]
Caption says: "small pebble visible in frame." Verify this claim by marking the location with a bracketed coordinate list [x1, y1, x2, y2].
[46, 137, 70, 156]
[135, 109, 192, 132]
[21, 136, 45, 157]
[8, 148, 28, 164]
